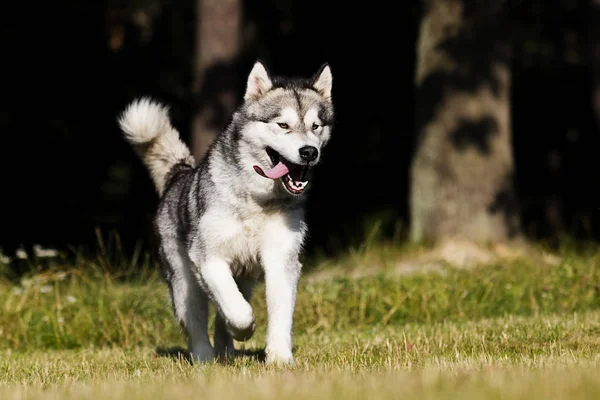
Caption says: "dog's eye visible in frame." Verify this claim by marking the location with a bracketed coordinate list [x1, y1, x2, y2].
[277, 122, 289, 129]
[312, 123, 320, 130]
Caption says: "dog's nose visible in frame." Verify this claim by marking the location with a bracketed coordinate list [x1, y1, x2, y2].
[299, 146, 318, 162]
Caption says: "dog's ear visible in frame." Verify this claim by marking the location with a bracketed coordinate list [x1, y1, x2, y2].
[312, 63, 333, 101]
[244, 61, 273, 101]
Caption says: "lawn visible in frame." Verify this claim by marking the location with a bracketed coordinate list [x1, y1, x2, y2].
[1, 241, 600, 399]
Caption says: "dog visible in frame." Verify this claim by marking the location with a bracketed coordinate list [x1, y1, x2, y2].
[118, 61, 334, 365]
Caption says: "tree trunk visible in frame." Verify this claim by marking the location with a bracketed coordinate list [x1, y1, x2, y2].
[590, 0, 600, 127]
[191, 0, 241, 161]
[410, 0, 520, 244]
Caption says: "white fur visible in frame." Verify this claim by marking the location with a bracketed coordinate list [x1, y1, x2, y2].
[303, 107, 332, 146]
[161, 241, 214, 361]
[303, 108, 321, 129]
[120, 62, 333, 366]
[260, 212, 305, 365]
[278, 107, 300, 127]
[157, 121, 308, 362]
[313, 65, 333, 100]
[184, 190, 306, 363]
[240, 115, 325, 172]
[118, 97, 195, 195]
[244, 62, 273, 101]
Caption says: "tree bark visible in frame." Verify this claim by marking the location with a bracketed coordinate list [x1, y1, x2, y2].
[191, 0, 241, 160]
[410, 0, 520, 244]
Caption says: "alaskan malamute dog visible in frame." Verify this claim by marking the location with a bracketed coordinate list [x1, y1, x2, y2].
[118, 61, 334, 365]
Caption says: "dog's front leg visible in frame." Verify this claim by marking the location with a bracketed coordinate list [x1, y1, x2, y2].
[189, 252, 256, 342]
[263, 253, 301, 365]
[261, 219, 304, 366]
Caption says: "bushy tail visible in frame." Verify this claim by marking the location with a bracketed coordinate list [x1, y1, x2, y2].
[118, 98, 195, 196]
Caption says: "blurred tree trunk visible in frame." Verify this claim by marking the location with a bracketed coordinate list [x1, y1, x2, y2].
[191, 0, 241, 161]
[410, 0, 521, 244]
[590, 0, 600, 127]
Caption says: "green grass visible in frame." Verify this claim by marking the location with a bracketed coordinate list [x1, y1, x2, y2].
[1, 242, 600, 398]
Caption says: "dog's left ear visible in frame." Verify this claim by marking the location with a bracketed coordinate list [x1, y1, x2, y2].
[312, 63, 333, 101]
[245, 61, 273, 101]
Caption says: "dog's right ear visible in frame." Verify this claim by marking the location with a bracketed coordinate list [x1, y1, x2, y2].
[244, 61, 273, 101]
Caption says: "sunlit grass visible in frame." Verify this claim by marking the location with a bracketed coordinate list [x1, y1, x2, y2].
[1, 240, 600, 398]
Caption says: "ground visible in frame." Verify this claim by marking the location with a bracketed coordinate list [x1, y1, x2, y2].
[1, 239, 600, 399]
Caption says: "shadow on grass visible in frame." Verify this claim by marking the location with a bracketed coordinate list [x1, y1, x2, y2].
[155, 346, 266, 365]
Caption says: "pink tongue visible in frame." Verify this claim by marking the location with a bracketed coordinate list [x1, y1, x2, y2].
[253, 162, 290, 180]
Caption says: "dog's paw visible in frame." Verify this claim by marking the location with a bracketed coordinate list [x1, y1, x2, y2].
[213, 334, 236, 360]
[226, 305, 256, 341]
[228, 319, 256, 341]
[214, 344, 236, 360]
[189, 344, 216, 364]
[265, 348, 294, 366]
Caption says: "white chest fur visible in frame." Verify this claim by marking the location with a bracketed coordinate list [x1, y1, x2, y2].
[198, 206, 306, 279]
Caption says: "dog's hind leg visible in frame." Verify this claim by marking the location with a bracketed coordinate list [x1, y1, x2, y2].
[158, 238, 214, 362]
[214, 279, 255, 359]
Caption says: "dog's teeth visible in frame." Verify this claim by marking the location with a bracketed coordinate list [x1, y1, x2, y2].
[292, 181, 307, 190]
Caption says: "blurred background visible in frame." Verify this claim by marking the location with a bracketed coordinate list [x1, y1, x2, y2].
[2, 0, 600, 270]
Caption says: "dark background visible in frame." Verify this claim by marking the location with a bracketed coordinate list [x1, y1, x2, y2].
[2, 0, 599, 262]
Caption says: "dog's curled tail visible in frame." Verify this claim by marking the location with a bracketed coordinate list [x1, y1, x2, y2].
[118, 97, 195, 196]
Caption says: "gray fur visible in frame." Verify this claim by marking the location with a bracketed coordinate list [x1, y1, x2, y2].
[118, 61, 334, 364]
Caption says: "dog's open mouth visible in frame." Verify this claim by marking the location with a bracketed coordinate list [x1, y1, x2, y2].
[253, 147, 310, 195]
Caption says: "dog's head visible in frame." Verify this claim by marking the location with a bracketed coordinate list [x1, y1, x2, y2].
[238, 61, 334, 197]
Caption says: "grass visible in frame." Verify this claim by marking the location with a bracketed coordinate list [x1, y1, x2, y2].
[1, 241, 600, 398]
